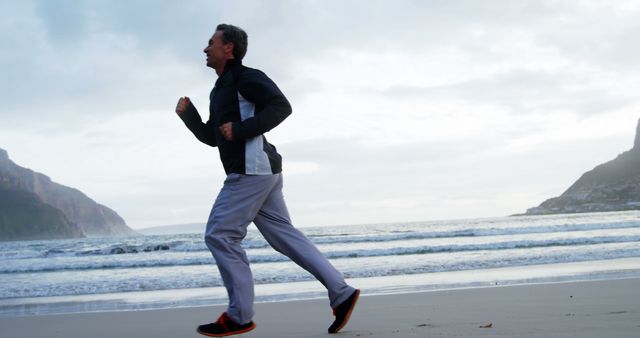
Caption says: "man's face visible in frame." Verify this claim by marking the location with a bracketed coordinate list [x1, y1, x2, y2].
[204, 31, 233, 69]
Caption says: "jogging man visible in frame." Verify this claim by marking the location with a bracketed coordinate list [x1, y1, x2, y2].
[175, 24, 360, 337]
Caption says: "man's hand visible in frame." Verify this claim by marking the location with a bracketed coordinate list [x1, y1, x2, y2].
[219, 122, 233, 141]
[175, 96, 191, 115]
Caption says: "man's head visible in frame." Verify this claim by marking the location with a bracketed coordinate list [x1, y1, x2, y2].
[204, 24, 248, 73]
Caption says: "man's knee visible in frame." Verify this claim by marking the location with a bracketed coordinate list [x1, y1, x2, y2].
[205, 224, 249, 251]
[204, 231, 230, 252]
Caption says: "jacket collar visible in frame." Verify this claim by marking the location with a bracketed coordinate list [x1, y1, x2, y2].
[222, 58, 242, 74]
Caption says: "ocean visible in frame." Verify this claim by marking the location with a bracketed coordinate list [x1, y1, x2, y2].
[2, 211, 640, 317]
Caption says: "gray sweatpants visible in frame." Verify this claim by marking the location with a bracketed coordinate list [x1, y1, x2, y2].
[204, 173, 355, 324]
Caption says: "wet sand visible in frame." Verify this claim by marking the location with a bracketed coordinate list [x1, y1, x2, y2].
[2, 277, 639, 338]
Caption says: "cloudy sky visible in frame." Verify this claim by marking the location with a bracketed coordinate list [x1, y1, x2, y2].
[1, 0, 639, 229]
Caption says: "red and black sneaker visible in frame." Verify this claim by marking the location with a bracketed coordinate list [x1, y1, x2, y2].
[328, 289, 360, 334]
[197, 312, 256, 337]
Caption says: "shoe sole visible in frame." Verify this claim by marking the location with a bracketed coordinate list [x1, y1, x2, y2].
[196, 322, 256, 337]
[331, 289, 360, 334]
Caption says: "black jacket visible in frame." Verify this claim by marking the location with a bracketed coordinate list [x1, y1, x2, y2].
[180, 59, 292, 175]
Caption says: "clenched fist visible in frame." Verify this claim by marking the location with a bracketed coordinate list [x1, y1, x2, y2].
[219, 122, 233, 141]
[175, 96, 191, 115]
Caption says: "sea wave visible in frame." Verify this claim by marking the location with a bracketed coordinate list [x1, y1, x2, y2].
[2, 234, 639, 273]
[3, 243, 640, 299]
[5, 220, 638, 260]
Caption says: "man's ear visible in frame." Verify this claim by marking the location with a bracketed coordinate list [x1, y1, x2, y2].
[225, 42, 235, 56]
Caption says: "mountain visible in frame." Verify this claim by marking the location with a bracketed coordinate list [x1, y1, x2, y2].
[0, 148, 137, 241]
[0, 185, 84, 240]
[523, 118, 640, 215]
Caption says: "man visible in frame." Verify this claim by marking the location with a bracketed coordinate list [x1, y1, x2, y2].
[175, 24, 360, 337]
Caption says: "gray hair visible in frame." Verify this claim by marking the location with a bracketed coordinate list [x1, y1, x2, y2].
[216, 24, 248, 60]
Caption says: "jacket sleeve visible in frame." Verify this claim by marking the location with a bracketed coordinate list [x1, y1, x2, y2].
[178, 102, 218, 147]
[232, 69, 292, 140]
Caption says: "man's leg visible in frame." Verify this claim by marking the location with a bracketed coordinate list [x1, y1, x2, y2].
[204, 173, 278, 325]
[252, 173, 356, 309]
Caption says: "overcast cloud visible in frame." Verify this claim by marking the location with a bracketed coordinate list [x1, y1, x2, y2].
[1, 0, 639, 229]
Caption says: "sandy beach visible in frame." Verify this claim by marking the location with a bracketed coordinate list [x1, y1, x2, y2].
[2, 277, 639, 338]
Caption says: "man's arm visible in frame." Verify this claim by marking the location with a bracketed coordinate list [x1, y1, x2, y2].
[175, 96, 218, 147]
[231, 69, 292, 140]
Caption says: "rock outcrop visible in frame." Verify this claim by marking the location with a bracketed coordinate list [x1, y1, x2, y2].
[635, 118, 640, 149]
[0, 148, 136, 241]
[0, 185, 85, 240]
[523, 118, 640, 215]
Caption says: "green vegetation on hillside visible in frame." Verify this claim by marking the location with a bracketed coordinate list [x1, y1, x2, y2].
[0, 185, 85, 241]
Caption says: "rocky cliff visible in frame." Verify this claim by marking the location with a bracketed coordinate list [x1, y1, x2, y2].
[0, 184, 85, 240]
[635, 117, 640, 149]
[524, 118, 640, 215]
[0, 148, 136, 240]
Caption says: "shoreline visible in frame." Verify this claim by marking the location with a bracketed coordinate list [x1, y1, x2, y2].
[2, 277, 639, 338]
[3, 257, 640, 318]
